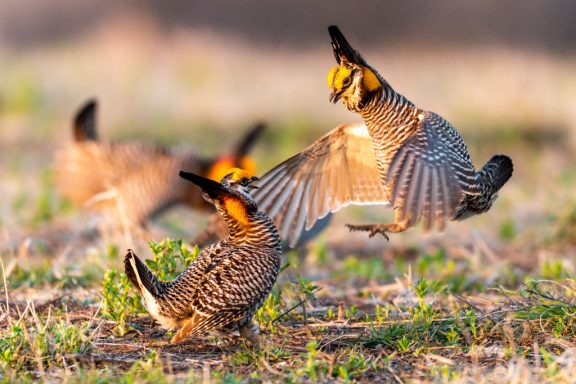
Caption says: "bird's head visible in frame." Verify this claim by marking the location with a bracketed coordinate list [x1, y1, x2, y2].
[221, 167, 260, 196]
[205, 122, 264, 183]
[206, 155, 257, 184]
[327, 25, 383, 112]
[180, 168, 259, 226]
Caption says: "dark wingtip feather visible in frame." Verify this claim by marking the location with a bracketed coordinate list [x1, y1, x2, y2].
[73, 99, 98, 142]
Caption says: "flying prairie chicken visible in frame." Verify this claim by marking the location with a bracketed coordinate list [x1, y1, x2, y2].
[124, 168, 281, 344]
[253, 25, 513, 246]
[54, 99, 264, 230]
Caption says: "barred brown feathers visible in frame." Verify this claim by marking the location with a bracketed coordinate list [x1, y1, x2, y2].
[54, 99, 265, 229]
[251, 26, 513, 246]
[124, 170, 281, 344]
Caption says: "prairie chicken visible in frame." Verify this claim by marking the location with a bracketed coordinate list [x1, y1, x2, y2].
[254, 26, 513, 246]
[54, 99, 264, 229]
[124, 168, 282, 344]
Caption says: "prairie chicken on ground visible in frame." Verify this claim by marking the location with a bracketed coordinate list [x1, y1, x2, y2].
[54, 99, 264, 229]
[254, 26, 513, 246]
[124, 168, 282, 344]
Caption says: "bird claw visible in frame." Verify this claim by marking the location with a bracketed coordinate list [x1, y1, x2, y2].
[346, 224, 390, 241]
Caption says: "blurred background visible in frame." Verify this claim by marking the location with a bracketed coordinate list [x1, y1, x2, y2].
[1, 1, 575, 282]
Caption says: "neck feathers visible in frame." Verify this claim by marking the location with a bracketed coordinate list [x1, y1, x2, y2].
[362, 84, 419, 135]
[217, 200, 279, 247]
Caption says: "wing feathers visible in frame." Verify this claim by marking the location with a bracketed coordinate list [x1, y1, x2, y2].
[253, 124, 387, 247]
[386, 112, 474, 232]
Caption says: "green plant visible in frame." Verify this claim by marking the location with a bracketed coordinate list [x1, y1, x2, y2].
[0, 325, 26, 371]
[396, 335, 415, 353]
[499, 219, 517, 241]
[255, 285, 285, 333]
[51, 320, 91, 354]
[31, 169, 63, 226]
[334, 347, 373, 382]
[341, 255, 389, 281]
[345, 304, 357, 319]
[100, 239, 198, 335]
[146, 239, 199, 281]
[415, 277, 437, 318]
[101, 270, 145, 336]
[0, 314, 92, 376]
[375, 304, 390, 325]
[299, 340, 320, 381]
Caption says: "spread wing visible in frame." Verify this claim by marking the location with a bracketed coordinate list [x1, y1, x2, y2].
[253, 124, 388, 247]
[386, 111, 478, 231]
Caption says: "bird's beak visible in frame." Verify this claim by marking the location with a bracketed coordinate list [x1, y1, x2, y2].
[329, 89, 342, 104]
[247, 176, 260, 190]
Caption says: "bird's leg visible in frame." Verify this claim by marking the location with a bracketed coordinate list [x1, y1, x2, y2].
[171, 321, 193, 344]
[170, 314, 200, 344]
[239, 322, 261, 347]
[346, 219, 411, 240]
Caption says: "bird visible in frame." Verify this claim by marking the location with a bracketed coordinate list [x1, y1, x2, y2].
[253, 25, 513, 246]
[54, 99, 265, 230]
[124, 168, 282, 344]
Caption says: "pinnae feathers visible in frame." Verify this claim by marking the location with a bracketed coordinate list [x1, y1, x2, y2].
[73, 99, 98, 142]
[328, 25, 366, 66]
[231, 122, 266, 161]
[179, 171, 227, 199]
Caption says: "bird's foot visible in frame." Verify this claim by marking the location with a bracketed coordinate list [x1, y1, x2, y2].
[239, 323, 261, 348]
[346, 224, 391, 241]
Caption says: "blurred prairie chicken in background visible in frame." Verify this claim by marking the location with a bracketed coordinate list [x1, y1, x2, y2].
[54, 99, 265, 232]
[124, 168, 281, 344]
[254, 25, 513, 246]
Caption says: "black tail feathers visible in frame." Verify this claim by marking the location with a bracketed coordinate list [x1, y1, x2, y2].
[73, 99, 98, 142]
[483, 155, 513, 191]
[124, 249, 160, 297]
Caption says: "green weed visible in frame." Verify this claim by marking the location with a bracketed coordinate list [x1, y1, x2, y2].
[0, 314, 92, 376]
[340, 255, 390, 282]
[101, 270, 145, 336]
[146, 239, 199, 281]
[298, 340, 321, 381]
[101, 239, 198, 335]
[31, 169, 69, 227]
[334, 347, 374, 382]
[499, 219, 517, 241]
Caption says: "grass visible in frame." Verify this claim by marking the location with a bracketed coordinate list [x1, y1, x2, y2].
[2, 237, 575, 382]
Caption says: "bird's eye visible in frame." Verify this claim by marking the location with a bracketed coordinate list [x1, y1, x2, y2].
[342, 76, 352, 87]
[239, 177, 249, 186]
